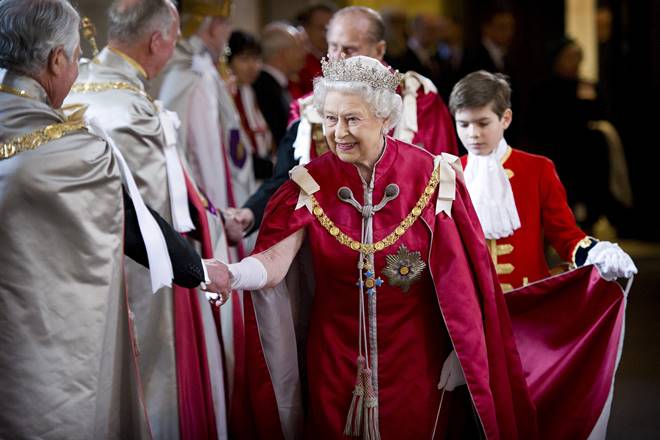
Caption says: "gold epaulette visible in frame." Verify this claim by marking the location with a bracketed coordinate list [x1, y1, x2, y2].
[0, 117, 86, 160]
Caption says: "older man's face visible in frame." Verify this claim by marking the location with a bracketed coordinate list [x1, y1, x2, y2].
[152, 7, 180, 76]
[51, 43, 81, 108]
[326, 16, 384, 60]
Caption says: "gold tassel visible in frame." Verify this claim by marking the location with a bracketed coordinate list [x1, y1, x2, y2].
[344, 356, 366, 436]
[362, 366, 381, 440]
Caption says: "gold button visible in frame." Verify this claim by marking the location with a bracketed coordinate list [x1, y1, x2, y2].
[365, 279, 375, 288]
[313, 206, 323, 216]
[330, 226, 339, 236]
[412, 207, 422, 216]
[399, 266, 410, 275]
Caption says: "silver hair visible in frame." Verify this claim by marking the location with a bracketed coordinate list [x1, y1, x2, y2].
[313, 79, 402, 132]
[108, 0, 177, 45]
[0, 0, 80, 76]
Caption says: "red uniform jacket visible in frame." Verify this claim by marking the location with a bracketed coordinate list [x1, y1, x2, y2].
[461, 148, 587, 291]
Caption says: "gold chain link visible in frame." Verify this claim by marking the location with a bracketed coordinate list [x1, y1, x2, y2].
[310, 165, 440, 254]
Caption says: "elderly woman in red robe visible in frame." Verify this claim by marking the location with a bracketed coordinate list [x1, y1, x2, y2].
[212, 55, 538, 439]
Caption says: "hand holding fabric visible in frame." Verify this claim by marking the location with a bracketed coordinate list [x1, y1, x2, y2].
[438, 350, 466, 391]
[585, 241, 637, 281]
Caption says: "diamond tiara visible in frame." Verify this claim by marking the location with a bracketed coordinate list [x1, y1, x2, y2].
[320, 56, 403, 93]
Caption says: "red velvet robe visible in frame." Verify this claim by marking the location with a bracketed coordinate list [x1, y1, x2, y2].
[506, 266, 627, 440]
[235, 138, 538, 439]
[461, 148, 586, 291]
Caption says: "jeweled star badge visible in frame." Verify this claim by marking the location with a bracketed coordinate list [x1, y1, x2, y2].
[382, 245, 426, 292]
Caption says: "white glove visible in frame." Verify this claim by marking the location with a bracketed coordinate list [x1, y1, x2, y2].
[585, 241, 638, 281]
[438, 350, 466, 391]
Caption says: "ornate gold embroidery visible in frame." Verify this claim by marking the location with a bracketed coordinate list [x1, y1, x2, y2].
[311, 164, 440, 254]
[70, 81, 153, 102]
[1, 119, 86, 160]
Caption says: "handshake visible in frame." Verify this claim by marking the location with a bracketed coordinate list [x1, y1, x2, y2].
[201, 259, 232, 306]
[223, 208, 255, 245]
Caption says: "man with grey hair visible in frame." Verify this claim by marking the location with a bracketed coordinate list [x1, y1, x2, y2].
[65, 0, 229, 437]
[253, 22, 306, 146]
[0, 0, 228, 438]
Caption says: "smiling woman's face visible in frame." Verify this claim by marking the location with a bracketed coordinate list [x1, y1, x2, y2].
[322, 90, 387, 173]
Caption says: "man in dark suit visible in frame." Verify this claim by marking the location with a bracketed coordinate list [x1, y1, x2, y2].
[461, 9, 515, 75]
[252, 22, 306, 146]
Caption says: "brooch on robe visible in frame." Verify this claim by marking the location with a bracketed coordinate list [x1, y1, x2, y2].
[382, 245, 426, 292]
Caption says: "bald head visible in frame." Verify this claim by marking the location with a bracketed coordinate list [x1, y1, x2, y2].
[326, 6, 386, 60]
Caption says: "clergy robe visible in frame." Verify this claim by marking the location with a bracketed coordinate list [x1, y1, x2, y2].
[66, 48, 227, 440]
[0, 69, 148, 439]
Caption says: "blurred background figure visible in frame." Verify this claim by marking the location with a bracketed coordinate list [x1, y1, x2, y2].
[461, 8, 515, 75]
[381, 8, 409, 71]
[434, 15, 464, 101]
[526, 36, 632, 236]
[291, 2, 335, 98]
[228, 30, 275, 182]
[253, 22, 306, 146]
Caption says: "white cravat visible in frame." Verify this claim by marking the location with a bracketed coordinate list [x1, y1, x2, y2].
[464, 138, 520, 239]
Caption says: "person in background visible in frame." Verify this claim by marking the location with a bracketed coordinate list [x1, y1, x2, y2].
[65, 1, 230, 437]
[155, 1, 251, 434]
[461, 8, 515, 75]
[253, 22, 306, 147]
[228, 30, 275, 181]
[291, 2, 335, 98]
[527, 37, 630, 234]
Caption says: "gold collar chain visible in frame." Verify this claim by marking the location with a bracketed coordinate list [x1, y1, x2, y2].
[311, 165, 440, 254]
